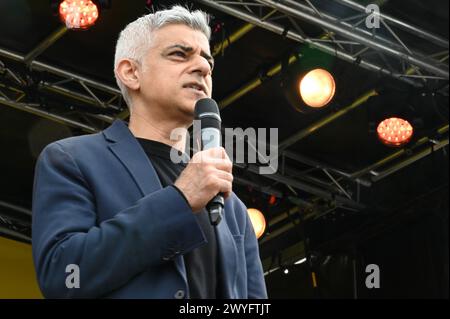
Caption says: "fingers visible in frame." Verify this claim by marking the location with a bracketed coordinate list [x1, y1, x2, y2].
[181, 148, 233, 211]
[214, 169, 233, 183]
[202, 147, 231, 162]
[205, 173, 232, 194]
[217, 178, 232, 195]
[191, 148, 233, 173]
[222, 191, 231, 200]
[206, 147, 227, 159]
[214, 159, 233, 173]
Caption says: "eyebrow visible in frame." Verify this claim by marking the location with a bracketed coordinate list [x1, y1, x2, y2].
[165, 44, 215, 67]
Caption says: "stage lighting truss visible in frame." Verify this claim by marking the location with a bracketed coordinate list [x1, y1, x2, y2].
[0, 50, 448, 219]
[0, 47, 369, 214]
[0, 48, 125, 133]
[196, 0, 449, 92]
[1, 0, 449, 246]
[0, 54, 448, 254]
[0, 201, 31, 243]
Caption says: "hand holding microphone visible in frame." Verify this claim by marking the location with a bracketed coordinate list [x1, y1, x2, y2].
[174, 98, 232, 225]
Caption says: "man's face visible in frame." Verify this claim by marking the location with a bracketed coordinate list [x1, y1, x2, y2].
[136, 24, 214, 122]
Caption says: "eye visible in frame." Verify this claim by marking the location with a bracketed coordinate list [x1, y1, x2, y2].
[171, 51, 186, 58]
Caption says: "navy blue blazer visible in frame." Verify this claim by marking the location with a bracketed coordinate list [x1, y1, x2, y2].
[32, 120, 267, 299]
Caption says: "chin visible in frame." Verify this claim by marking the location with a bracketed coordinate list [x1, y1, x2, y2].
[178, 103, 195, 119]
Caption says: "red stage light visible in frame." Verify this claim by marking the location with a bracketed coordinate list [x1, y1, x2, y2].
[268, 195, 277, 206]
[377, 117, 414, 147]
[59, 0, 99, 30]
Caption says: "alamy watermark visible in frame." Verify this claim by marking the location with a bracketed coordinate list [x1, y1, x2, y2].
[65, 264, 80, 289]
[365, 264, 380, 289]
[169, 120, 279, 175]
[365, 4, 381, 29]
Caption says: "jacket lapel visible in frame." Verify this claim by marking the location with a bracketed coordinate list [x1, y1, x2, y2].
[103, 120, 162, 196]
[103, 120, 188, 284]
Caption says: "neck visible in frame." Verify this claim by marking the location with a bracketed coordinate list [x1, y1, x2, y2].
[128, 107, 191, 153]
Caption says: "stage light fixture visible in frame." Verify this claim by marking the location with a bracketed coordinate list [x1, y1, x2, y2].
[281, 55, 337, 113]
[52, 0, 111, 30]
[377, 117, 414, 147]
[268, 195, 277, 206]
[247, 208, 266, 239]
[299, 68, 336, 108]
[59, 0, 99, 30]
[365, 91, 421, 148]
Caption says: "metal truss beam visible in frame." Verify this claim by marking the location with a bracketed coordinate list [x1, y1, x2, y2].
[0, 97, 362, 212]
[0, 97, 99, 133]
[334, 0, 449, 49]
[0, 52, 369, 210]
[4, 50, 443, 214]
[351, 125, 449, 181]
[233, 161, 365, 210]
[0, 201, 31, 243]
[24, 26, 68, 65]
[196, 0, 449, 87]
[2, 4, 446, 229]
[372, 138, 448, 182]
[0, 47, 124, 112]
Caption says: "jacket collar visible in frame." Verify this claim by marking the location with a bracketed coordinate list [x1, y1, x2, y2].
[103, 120, 162, 196]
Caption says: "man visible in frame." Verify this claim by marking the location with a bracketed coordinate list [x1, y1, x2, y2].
[32, 5, 267, 299]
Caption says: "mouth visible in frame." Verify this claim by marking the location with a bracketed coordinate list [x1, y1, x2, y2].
[182, 82, 207, 97]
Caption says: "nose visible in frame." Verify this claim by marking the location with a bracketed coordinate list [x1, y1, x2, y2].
[189, 54, 212, 77]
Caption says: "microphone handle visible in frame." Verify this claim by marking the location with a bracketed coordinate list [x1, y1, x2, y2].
[206, 193, 224, 226]
[200, 127, 224, 226]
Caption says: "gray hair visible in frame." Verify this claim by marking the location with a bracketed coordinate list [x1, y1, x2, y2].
[114, 5, 211, 108]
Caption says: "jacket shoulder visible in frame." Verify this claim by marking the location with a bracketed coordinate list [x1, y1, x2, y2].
[40, 132, 105, 158]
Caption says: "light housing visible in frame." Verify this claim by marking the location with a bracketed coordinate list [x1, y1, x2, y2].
[247, 208, 266, 239]
[377, 117, 414, 147]
[366, 93, 418, 148]
[281, 52, 337, 113]
[299, 68, 336, 108]
[59, 0, 99, 30]
[52, 0, 111, 30]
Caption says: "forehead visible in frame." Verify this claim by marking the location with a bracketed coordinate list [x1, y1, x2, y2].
[151, 24, 210, 53]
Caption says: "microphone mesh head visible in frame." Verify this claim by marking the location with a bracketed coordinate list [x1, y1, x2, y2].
[194, 98, 221, 130]
[194, 98, 220, 118]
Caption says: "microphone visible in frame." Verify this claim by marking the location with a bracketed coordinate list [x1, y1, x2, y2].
[194, 98, 224, 226]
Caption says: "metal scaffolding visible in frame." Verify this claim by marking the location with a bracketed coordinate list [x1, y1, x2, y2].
[196, 0, 449, 88]
[0, 45, 369, 214]
[1, 44, 448, 226]
[0, 47, 122, 132]
[0, 201, 31, 243]
[0, 1, 448, 246]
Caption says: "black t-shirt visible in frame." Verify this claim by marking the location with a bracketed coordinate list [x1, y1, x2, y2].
[136, 138, 221, 299]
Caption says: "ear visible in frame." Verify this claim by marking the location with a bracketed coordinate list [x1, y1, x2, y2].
[115, 59, 140, 92]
